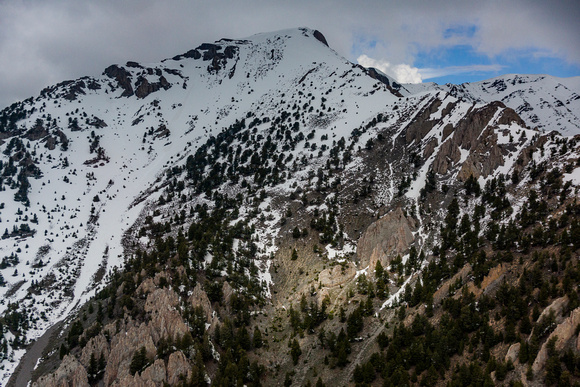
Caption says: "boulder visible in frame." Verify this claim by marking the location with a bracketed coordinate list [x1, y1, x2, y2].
[505, 342, 520, 364]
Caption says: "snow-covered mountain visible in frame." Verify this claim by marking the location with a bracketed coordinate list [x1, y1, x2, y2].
[0, 27, 402, 381]
[405, 74, 580, 136]
[0, 28, 578, 385]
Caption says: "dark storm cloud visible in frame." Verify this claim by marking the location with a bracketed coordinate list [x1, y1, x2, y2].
[0, 0, 578, 108]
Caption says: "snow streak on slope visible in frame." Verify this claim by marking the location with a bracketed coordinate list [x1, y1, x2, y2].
[0, 28, 403, 381]
[0, 26, 579, 384]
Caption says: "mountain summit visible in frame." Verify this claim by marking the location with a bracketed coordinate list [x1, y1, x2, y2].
[0, 28, 579, 386]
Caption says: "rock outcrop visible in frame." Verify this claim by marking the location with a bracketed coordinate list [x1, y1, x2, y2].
[431, 102, 524, 180]
[32, 354, 89, 387]
[319, 263, 356, 287]
[134, 75, 171, 99]
[80, 333, 110, 369]
[313, 30, 329, 47]
[505, 342, 521, 364]
[145, 287, 190, 343]
[357, 208, 416, 273]
[433, 264, 472, 305]
[532, 307, 580, 374]
[405, 98, 442, 145]
[139, 359, 166, 385]
[536, 296, 569, 326]
[189, 283, 218, 332]
[103, 321, 157, 385]
[431, 137, 461, 174]
[103, 64, 134, 97]
[167, 351, 192, 385]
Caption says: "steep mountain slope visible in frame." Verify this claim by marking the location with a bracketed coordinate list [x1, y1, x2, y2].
[405, 74, 580, 136]
[0, 27, 401, 383]
[0, 28, 578, 386]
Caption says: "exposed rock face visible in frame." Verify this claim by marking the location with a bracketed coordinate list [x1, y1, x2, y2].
[80, 333, 109, 369]
[467, 263, 506, 297]
[104, 322, 157, 385]
[537, 296, 569, 323]
[431, 102, 523, 180]
[313, 30, 329, 46]
[423, 137, 438, 159]
[40, 282, 195, 386]
[497, 106, 526, 127]
[134, 75, 171, 99]
[431, 137, 461, 175]
[103, 286, 188, 385]
[433, 264, 472, 305]
[62, 80, 87, 101]
[532, 307, 580, 374]
[505, 342, 521, 364]
[319, 263, 356, 287]
[25, 120, 48, 141]
[357, 208, 416, 273]
[137, 277, 156, 294]
[113, 359, 166, 386]
[32, 354, 89, 387]
[87, 116, 107, 128]
[456, 129, 504, 180]
[44, 135, 57, 150]
[189, 283, 218, 332]
[172, 48, 202, 61]
[167, 351, 192, 385]
[195, 43, 239, 73]
[442, 123, 454, 140]
[366, 68, 403, 97]
[405, 98, 442, 145]
[103, 64, 134, 97]
[145, 287, 190, 343]
[139, 359, 167, 385]
[222, 281, 235, 305]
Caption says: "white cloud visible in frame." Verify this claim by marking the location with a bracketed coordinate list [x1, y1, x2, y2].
[0, 0, 578, 108]
[357, 55, 422, 84]
[358, 55, 506, 83]
[419, 64, 505, 80]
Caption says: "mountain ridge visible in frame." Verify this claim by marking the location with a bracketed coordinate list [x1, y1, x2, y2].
[0, 27, 577, 386]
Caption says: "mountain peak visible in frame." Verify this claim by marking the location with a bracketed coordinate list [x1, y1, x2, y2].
[0, 27, 579, 387]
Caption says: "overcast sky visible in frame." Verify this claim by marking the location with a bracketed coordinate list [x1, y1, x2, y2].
[0, 0, 579, 109]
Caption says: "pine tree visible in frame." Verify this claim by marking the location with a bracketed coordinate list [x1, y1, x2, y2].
[253, 326, 263, 348]
[129, 346, 148, 375]
[291, 248, 298, 261]
[290, 339, 301, 365]
[88, 352, 98, 383]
